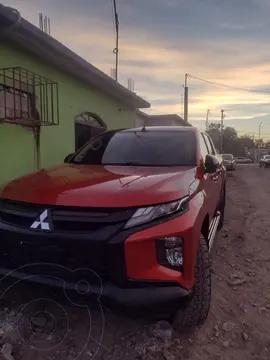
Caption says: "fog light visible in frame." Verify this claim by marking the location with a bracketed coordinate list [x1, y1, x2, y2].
[156, 236, 184, 271]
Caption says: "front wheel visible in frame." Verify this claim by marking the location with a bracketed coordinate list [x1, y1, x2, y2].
[171, 235, 211, 331]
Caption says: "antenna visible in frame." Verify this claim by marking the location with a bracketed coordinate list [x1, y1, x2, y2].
[110, 68, 116, 80]
[48, 17, 51, 35]
[39, 13, 43, 31]
[39, 13, 51, 35]
[112, 0, 119, 82]
[44, 15, 47, 33]
[127, 78, 135, 92]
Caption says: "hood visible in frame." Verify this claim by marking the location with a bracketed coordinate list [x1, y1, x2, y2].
[0, 164, 196, 208]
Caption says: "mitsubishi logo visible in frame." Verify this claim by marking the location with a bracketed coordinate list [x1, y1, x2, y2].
[30, 209, 52, 231]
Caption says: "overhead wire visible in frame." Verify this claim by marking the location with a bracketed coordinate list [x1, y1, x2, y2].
[187, 74, 270, 95]
[225, 103, 270, 110]
[187, 73, 270, 135]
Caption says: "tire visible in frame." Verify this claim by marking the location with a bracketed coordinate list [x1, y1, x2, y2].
[171, 234, 211, 331]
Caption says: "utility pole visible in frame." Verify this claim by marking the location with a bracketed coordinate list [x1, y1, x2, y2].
[258, 121, 263, 161]
[252, 132, 255, 162]
[112, 0, 119, 81]
[206, 109, 210, 131]
[220, 109, 225, 153]
[183, 73, 188, 124]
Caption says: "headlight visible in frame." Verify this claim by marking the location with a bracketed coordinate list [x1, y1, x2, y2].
[124, 196, 189, 229]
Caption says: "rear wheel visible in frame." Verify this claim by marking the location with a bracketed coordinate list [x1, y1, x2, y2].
[171, 234, 211, 331]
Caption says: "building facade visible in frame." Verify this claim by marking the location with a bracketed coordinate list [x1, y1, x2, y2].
[0, 4, 149, 186]
[135, 110, 190, 127]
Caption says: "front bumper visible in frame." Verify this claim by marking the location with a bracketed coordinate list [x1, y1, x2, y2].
[224, 162, 234, 170]
[0, 202, 197, 312]
[0, 266, 191, 313]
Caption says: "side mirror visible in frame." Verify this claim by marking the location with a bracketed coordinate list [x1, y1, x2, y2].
[205, 154, 219, 173]
[64, 153, 74, 163]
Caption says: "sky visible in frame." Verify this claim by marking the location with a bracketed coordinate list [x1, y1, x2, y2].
[2, 0, 270, 139]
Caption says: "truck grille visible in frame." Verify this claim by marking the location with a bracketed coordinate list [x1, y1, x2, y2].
[0, 199, 134, 233]
[0, 230, 110, 280]
[0, 199, 135, 281]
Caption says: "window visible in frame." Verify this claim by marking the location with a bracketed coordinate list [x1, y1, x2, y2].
[0, 67, 59, 126]
[0, 84, 34, 121]
[74, 112, 106, 128]
[199, 133, 209, 159]
[223, 154, 233, 160]
[72, 130, 197, 167]
[203, 133, 216, 155]
[74, 112, 107, 151]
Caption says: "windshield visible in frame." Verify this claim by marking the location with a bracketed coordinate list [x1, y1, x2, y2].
[71, 130, 196, 167]
[264, 155, 270, 159]
[223, 154, 233, 160]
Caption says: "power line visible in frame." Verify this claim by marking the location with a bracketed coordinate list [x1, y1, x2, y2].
[187, 74, 270, 95]
[225, 103, 270, 111]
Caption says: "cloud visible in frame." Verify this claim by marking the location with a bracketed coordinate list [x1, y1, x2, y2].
[2, 0, 270, 135]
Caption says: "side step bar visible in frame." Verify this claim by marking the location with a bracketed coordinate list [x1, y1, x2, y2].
[208, 211, 221, 250]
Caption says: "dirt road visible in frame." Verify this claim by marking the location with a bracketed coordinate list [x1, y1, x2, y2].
[183, 164, 270, 360]
[0, 164, 270, 360]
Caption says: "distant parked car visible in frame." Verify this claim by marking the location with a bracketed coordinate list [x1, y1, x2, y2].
[222, 154, 236, 171]
[235, 157, 252, 164]
[259, 155, 270, 168]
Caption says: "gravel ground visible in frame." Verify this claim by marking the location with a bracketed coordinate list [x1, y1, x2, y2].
[0, 164, 270, 360]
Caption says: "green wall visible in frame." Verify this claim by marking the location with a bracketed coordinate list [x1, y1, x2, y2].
[0, 40, 136, 185]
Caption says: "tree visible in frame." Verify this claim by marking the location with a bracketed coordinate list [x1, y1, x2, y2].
[254, 139, 264, 149]
[206, 123, 254, 156]
[222, 127, 240, 155]
[207, 123, 221, 150]
[239, 134, 255, 150]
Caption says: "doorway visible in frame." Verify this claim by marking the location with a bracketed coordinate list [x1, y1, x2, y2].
[74, 112, 107, 151]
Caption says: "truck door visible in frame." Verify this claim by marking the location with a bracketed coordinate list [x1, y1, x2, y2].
[198, 132, 221, 221]
[202, 132, 223, 211]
